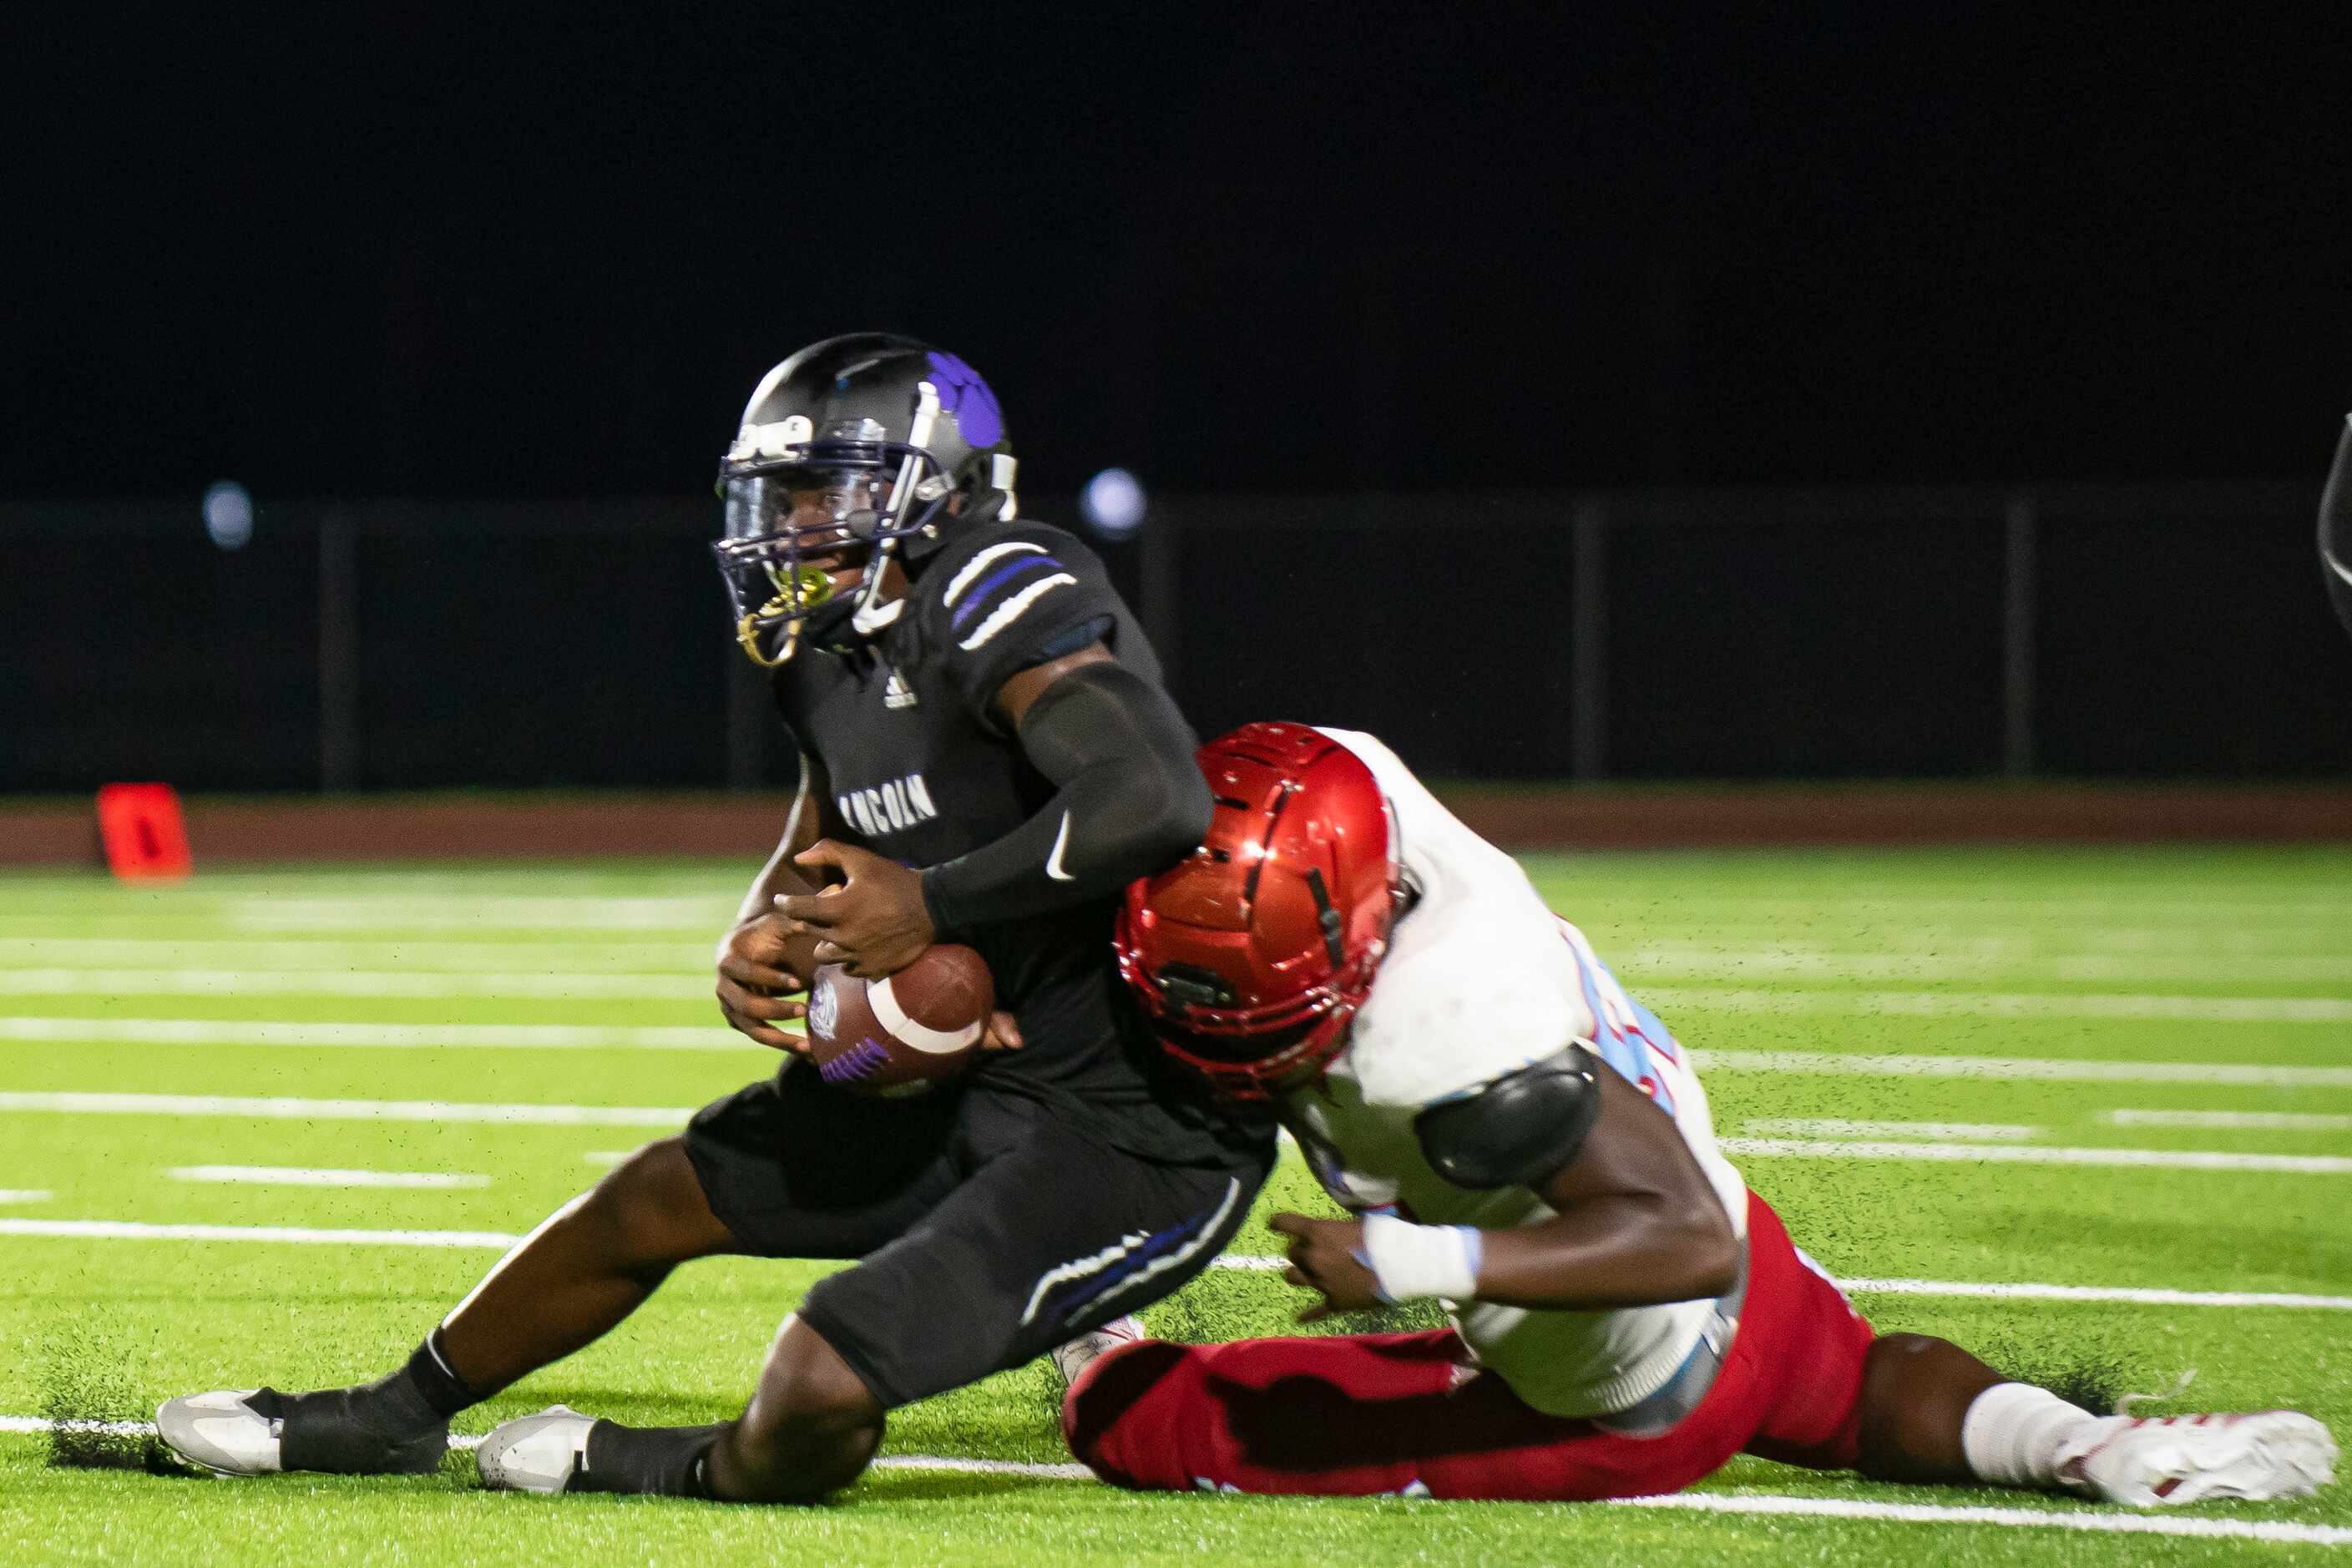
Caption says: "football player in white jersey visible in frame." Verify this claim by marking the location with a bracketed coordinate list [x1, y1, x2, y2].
[1057, 722, 2336, 1507]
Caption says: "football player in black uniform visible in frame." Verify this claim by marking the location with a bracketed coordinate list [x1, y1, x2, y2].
[156, 335, 1274, 1503]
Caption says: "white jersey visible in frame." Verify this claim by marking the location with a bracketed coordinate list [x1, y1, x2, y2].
[1280, 728, 1747, 1421]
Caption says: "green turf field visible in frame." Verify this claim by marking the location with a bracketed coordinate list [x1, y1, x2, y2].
[1, 846, 2346, 1564]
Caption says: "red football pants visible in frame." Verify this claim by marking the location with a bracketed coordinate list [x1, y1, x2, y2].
[1061, 1194, 1874, 1500]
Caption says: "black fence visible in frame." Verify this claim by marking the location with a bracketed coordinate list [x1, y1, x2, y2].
[4, 483, 2347, 795]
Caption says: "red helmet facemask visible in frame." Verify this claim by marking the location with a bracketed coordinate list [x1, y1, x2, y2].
[1115, 722, 1401, 1101]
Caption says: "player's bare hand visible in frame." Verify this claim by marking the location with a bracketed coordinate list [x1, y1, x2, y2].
[1267, 1212, 1383, 1323]
[979, 1009, 1024, 1052]
[775, 840, 937, 978]
[715, 913, 812, 1055]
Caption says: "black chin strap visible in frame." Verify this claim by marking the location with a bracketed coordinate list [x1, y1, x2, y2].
[903, 486, 1009, 567]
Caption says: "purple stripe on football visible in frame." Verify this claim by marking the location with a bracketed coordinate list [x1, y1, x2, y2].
[818, 1036, 891, 1084]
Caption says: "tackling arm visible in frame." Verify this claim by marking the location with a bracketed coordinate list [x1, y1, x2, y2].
[1276, 1054, 1739, 1318]
[1456, 1064, 1740, 1311]
[918, 646, 1212, 935]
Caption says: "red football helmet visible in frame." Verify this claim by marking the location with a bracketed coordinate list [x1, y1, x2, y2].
[1115, 722, 1402, 1100]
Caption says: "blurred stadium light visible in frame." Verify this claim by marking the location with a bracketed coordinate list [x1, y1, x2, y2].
[201, 482, 254, 549]
[1080, 468, 1147, 539]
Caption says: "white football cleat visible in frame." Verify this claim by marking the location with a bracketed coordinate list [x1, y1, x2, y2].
[156, 1390, 283, 1477]
[2061, 1411, 2338, 1506]
[475, 1405, 594, 1495]
[1050, 1315, 1146, 1388]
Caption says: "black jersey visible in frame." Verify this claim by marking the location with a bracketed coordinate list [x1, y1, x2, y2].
[769, 516, 1253, 1166]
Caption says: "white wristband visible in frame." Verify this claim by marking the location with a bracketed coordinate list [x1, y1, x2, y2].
[1361, 1214, 1484, 1302]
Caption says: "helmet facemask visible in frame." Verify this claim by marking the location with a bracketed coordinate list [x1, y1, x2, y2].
[1115, 923, 1389, 1103]
[712, 382, 951, 665]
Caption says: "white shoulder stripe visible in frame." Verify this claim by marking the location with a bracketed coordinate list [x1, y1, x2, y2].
[958, 574, 1077, 651]
[942, 542, 1046, 607]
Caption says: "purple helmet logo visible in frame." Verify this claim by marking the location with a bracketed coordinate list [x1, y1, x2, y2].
[925, 352, 1004, 449]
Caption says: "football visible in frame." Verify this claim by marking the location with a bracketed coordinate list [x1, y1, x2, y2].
[803, 943, 994, 1097]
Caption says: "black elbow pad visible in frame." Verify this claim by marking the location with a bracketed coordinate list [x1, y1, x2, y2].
[1414, 1048, 1604, 1191]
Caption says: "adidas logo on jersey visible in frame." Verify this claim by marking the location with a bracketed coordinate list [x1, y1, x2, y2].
[883, 667, 917, 709]
[837, 773, 938, 837]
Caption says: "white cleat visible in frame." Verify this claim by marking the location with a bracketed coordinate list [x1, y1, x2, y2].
[475, 1405, 595, 1495]
[1050, 1315, 1146, 1388]
[2063, 1411, 2339, 1506]
[156, 1390, 283, 1477]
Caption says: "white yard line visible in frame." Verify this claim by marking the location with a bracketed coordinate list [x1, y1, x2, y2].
[1211, 1255, 2352, 1307]
[31, 957, 2351, 997]
[2051, 955, 2352, 984]
[1610, 1490, 2352, 1546]
[226, 898, 728, 930]
[166, 1166, 491, 1190]
[1738, 1119, 2042, 1141]
[0, 1219, 522, 1247]
[0, 938, 712, 968]
[1719, 1137, 2352, 1175]
[8, 1021, 2339, 1091]
[0, 969, 706, 1000]
[1692, 1049, 2352, 1088]
[1619, 947, 2352, 984]
[14, 974, 2339, 1019]
[866, 1454, 1097, 1479]
[2066, 928, 2352, 954]
[0, 1190, 52, 1205]
[0, 1091, 692, 1125]
[1834, 1278, 2352, 1310]
[1647, 897, 2349, 920]
[0, 1416, 2338, 1544]
[0, 1018, 740, 1051]
[2107, 1110, 2352, 1132]
[1649, 987, 2352, 1023]
[1, 1218, 2342, 1313]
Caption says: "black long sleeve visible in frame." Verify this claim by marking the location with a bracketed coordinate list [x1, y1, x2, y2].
[920, 660, 1210, 935]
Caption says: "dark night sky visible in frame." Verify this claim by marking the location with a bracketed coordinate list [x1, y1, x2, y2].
[8, 7, 2350, 500]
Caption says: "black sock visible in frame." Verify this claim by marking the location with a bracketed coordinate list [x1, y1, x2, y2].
[261, 1379, 447, 1474]
[570, 1420, 726, 1499]
[261, 1329, 478, 1475]
[402, 1328, 483, 1420]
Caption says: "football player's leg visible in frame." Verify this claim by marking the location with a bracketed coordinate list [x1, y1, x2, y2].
[457, 1072, 962, 1407]
[159, 1136, 735, 1478]
[1849, 1333, 2337, 1504]
[715, 1114, 1263, 1502]
[167, 1073, 949, 1481]
[1743, 1194, 2338, 1505]
[509, 1096, 1267, 1502]
[437, 1135, 739, 1393]
[1065, 1327, 1762, 1500]
[473, 1075, 966, 1496]
[498, 1311, 883, 1501]
[1062, 1329, 1471, 1495]
[701, 1313, 886, 1500]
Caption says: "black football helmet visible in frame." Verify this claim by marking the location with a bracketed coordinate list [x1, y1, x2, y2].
[713, 333, 1018, 665]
